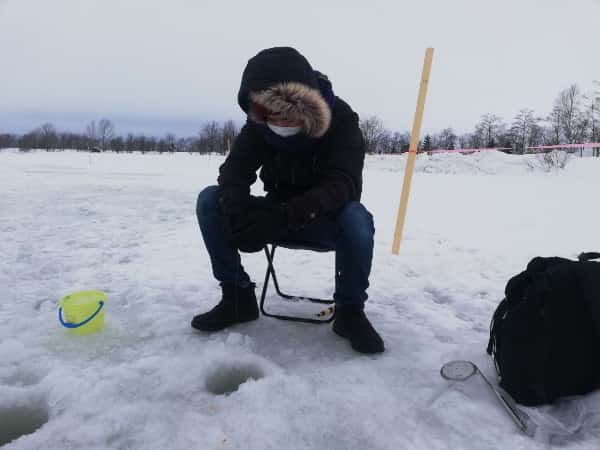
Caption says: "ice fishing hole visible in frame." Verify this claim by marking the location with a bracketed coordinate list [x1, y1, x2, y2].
[0, 403, 49, 446]
[205, 363, 265, 395]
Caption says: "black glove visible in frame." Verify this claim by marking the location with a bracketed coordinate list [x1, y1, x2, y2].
[219, 194, 270, 238]
[222, 196, 288, 252]
[219, 194, 273, 216]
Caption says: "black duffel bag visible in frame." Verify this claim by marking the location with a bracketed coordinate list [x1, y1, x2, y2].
[487, 252, 600, 406]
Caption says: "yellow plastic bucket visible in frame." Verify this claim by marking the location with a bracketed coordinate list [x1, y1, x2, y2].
[58, 290, 106, 336]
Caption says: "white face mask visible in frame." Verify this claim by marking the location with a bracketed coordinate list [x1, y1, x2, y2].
[267, 123, 303, 137]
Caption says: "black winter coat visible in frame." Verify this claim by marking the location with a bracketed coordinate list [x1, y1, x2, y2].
[217, 47, 366, 230]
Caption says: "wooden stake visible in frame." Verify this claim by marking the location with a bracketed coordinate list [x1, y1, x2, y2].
[392, 48, 434, 255]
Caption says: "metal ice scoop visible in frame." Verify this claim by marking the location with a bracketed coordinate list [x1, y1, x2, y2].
[440, 360, 532, 435]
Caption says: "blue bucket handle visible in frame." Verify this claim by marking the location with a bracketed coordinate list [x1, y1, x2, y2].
[59, 300, 105, 329]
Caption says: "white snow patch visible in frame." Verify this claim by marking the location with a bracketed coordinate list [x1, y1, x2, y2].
[1, 149, 599, 449]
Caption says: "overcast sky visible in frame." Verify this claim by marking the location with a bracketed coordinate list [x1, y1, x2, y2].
[1, 0, 599, 137]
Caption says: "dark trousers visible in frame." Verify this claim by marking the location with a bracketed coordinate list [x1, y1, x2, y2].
[196, 185, 374, 307]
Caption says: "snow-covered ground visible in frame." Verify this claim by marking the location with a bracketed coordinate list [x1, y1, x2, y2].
[1, 149, 599, 449]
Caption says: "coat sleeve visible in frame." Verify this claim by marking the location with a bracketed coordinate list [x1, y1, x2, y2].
[285, 112, 365, 230]
[217, 124, 263, 213]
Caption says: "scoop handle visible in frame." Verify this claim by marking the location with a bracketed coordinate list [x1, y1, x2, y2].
[476, 368, 528, 433]
[58, 301, 104, 329]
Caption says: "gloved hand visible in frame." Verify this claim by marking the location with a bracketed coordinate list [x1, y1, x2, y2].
[247, 195, 275, 211]
[219, 194, 273, 216]
[222, 196, 288, 252]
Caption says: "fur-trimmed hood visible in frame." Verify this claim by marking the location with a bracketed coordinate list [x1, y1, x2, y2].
[237, 47, 333, 138]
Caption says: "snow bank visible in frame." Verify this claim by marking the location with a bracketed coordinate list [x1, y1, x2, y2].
[365, 150, 588, 175]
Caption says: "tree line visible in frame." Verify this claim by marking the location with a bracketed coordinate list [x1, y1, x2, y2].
[360, 82, 599, 156]
[0, 118, 238, 155]
[1, 82, 598, 156]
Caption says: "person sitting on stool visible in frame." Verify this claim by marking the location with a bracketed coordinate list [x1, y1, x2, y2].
[192, 47, 384, 354]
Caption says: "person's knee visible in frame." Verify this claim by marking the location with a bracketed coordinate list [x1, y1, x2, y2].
[337, 202, 374, 245]
[196, 185, 220, 221]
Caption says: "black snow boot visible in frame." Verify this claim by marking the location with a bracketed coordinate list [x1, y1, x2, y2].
[191, 284, 259, 332]
[333, 305, 385, 354]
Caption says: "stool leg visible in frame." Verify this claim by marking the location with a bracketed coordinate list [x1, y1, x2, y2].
[259, 245, 276, 315]
[260, 244, 335, 324]
[265, 245, 291, 299]
[267, 246, 285, 297]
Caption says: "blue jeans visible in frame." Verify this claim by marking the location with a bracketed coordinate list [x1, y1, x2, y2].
[196, 186, 374, 307]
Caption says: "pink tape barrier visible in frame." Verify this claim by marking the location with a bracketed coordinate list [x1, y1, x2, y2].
[395, 143, 600, 154]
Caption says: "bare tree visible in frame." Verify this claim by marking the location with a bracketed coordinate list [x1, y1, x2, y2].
[510, 109, 542, 153]
[583, 81, 600, 156]
[38, 123, 58, 151]
[594, 81, 600, 156]
[553, 84, 586, 144]
[57, 132, 70, 151]
[179, 137, 195, 154]
[97, 118, 115, 151]
[146, 136, 157, 153]
[198, 121, 222, 154]
[0, 134, 17, 149]
[359, 116, 386, 153]
[135, 135, 146, 153]
[86, 120, 98, 150]
[474, 114, 504, 147]
[392, 131, 410, 153]
[458, 133, 472, 149]
[111, 136, 125, 153]
[19, 130, 41, 151]
[125, 133, 135, 152]
[221, 120, 238, 154]
[434, 128, 457, 149]
[377, 130, 392, 154]
[165, 133, 177, 153]
[545, 106, 562, 145]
